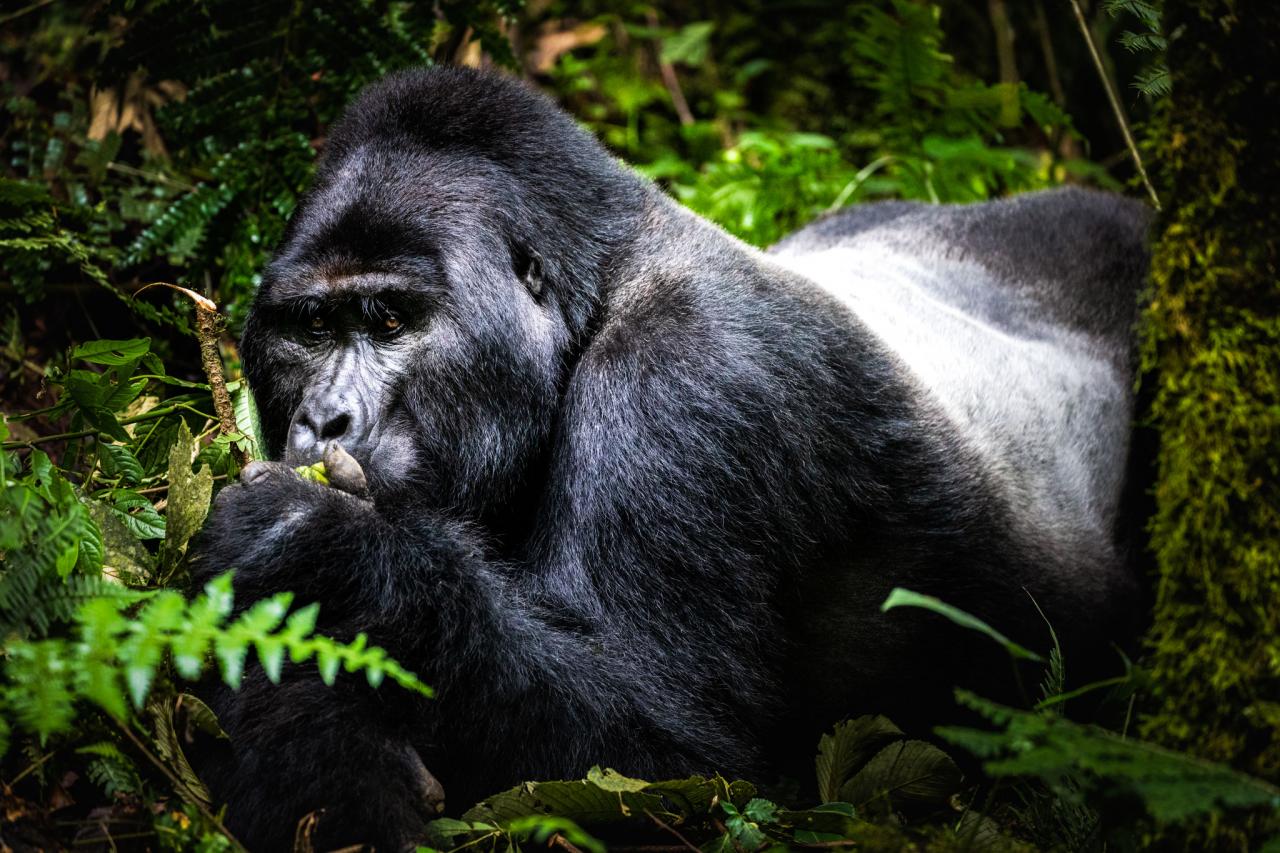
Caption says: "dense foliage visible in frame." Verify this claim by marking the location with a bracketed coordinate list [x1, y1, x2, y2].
[1, 0, 1276, 849]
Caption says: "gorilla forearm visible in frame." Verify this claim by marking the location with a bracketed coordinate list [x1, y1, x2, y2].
[196, 673, 440, 851]
[191, 464, 759, 818]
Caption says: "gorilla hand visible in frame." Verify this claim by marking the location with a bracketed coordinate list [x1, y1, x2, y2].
[191, 457, 453, 849]
[193, 459, 375, 609]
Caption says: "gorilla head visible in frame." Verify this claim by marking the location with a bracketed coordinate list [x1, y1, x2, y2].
[241, 67, 643, 514]
[195, 65, 1147, 850]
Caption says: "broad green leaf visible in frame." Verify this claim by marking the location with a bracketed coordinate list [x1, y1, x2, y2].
[72, 338, 151, 365]
[231, 378, 267, 461]
[108, 490, 166, 540]
[815, 715, 903, 803]
[776, 803, 860, 840]
[84, 497, 156, 583]
[881, 587, 1043, 662]
[743, 797, 778, 822]
[586, 766, 649, 792]
[176, 693, 228, 739]
[465, 771, 751, 828]
[99, 443, 143, 486]
[72, 500, 104, 575]
[161, 420, 213, 569]
[660, 21, 714, 65]
[838, 739, 962, 812]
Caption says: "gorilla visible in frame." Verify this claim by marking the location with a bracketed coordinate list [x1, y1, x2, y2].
[191, 66, 1149, 849]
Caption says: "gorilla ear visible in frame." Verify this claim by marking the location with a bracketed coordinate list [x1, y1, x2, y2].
[515, 247, 545, 299]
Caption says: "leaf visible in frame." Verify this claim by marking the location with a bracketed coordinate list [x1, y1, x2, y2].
[231, 378, 267, 461]
[162, 419, 213, 569]
[881, 587, 1044, 662]
[99, 443, 144, 486]
[660, 21, 715, 66]
[83, 497, 156, 583]
[149, 698, 213, 806]
[176, 692, 228, 740]
[318, 644, 341, 685]
[108, 490, 166, 540]
[72, 338, 151, 366]
[777, 802, 860, 839]
[585, 766, 650, 793]
[80, 658, 129, 720]
[257, 638, 285, 682]
[815, 715, 904, 803]
[742, 797, 777, 822]
[464, 772, 750, 829]
[295, 460, 328, 485]
[216, 638, 248, 689]
[126, 663, 155, 709]
[838, 740, 963, 813]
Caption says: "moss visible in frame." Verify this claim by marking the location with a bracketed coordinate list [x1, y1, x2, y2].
[1137, 0, 1280, 843]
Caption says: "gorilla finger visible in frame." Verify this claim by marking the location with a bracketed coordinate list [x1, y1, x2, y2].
[241, 460, 304, 487]
[241, 460, 274, 486]
[323, 441, 370, 497]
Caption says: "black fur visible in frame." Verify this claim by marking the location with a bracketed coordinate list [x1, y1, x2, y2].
[190, 66, 1149, 850]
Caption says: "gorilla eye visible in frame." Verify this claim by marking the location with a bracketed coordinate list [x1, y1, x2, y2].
[308, 315, 328, 336]
[383, 315, 402, 333]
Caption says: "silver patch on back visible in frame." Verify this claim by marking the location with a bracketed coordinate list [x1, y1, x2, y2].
[772, 236, 1130, 558]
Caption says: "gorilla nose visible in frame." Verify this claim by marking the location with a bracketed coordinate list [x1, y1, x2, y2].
[286, 394, 367, 464]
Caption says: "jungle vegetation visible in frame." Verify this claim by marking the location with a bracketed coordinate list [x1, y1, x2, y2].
[0, 0, 1277, 849]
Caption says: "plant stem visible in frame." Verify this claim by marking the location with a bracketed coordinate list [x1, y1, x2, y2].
[195, 305, 250, 468]
[1, 404, 215, 450]
[113, 716, 245, 851]
[1067, 0, 1161, 209]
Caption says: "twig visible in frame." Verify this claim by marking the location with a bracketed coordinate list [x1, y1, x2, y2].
[1, 403, 217, 451]
[136, 283, 249, 468]
[1033, 0, 1067, 106]
[549, 834, 585, 853]
[0, 0, 54, 26]
[112, 717, 245, 851]
[646, 11, 695, 126]
[643, 810, 699, 852]
[136, 474, 228, 496]
[195, 308, 249, 467]
[106, 162, 197, 192]
[1067, 0, 1161, 209]
[5, 749, 56, 787]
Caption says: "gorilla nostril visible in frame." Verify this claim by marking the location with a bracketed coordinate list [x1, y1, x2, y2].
[319, 412, 351, 440]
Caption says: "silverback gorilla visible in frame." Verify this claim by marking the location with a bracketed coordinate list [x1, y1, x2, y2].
[191, 66, 1149, 849]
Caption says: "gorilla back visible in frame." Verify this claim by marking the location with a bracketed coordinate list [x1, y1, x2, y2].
[191, 66, 1149, 849]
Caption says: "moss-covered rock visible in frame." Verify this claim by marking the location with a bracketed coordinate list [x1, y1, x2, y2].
[1139, 0, 1280, 845]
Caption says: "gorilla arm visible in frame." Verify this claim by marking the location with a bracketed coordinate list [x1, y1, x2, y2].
[189, 420, 770, 846]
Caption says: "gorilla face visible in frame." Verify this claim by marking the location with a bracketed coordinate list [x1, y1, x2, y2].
[240, 147, 570, 513]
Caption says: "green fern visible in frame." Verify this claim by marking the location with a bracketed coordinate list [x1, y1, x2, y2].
[1103, 0, 1171, 99]
[940, 691, 1280, 826]
[0, 572, 432, 758]
[78, 741, 143, 798]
